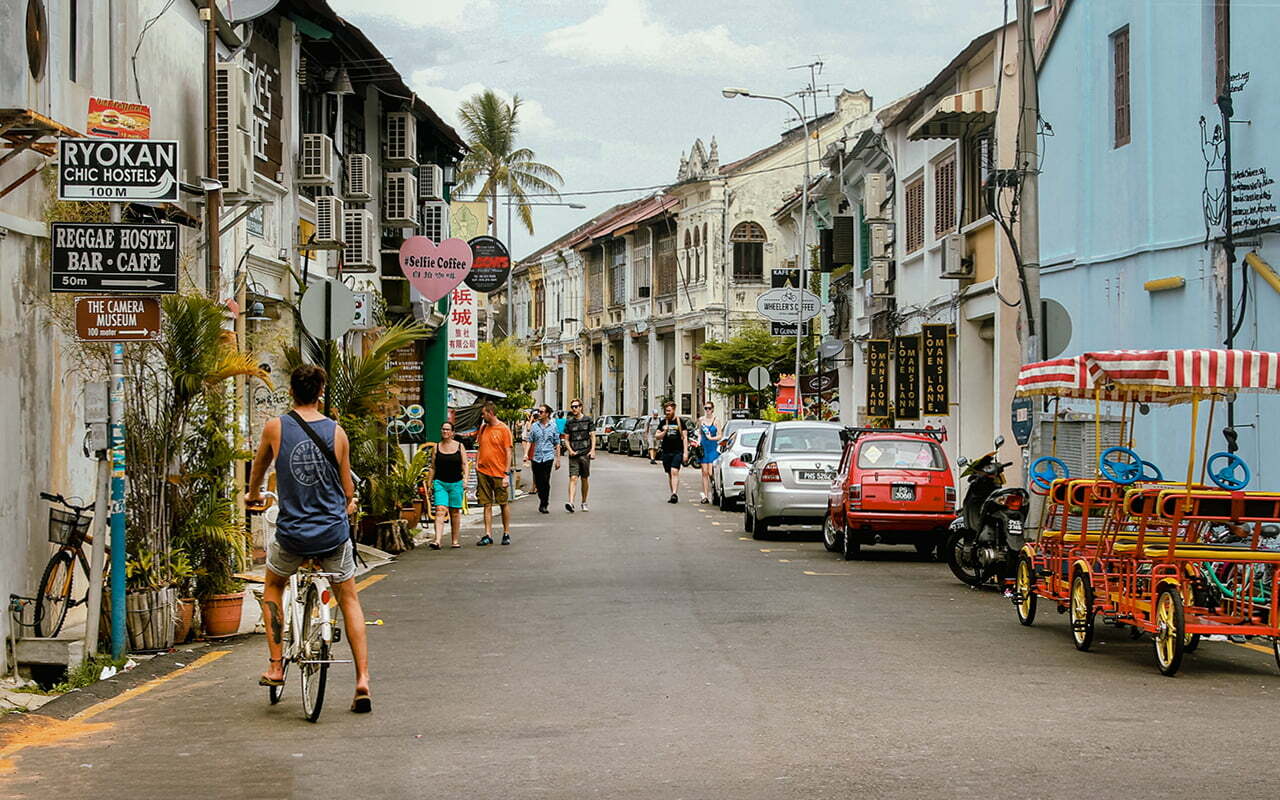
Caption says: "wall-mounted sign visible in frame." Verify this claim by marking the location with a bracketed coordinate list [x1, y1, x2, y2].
[448, 285, 479, 361]
[1011, 396, 1034, 446]
[770, 267, 800, 336]
[800, 370, 839, 395]
[464, 236, 511, 293]
[389, 342, 424, 407]
[756, 286, 821, 324]
[50, 222, 179, 293]
[352, 291, 374, 330]
[894, 335, 921, 420]
[87, 97, 151, 139]
[866, 340, 890, 418]
[400, 236, 473, 302]
[450, 200, 489, 242]
[58, 138, 179, 201]
[74, 296, 161, 342]
[246, 30, 283, 175]
[921, 325, 950, 415]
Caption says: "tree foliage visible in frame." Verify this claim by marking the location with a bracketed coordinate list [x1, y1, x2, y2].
[449, 338, 548, 421]
[698, 324, 795, 398]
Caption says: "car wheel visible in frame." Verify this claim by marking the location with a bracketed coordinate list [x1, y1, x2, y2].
[718, 491, 735, 512]
[743, 506, 754, 533]
[752, 516, 770, 540]
[914, 541, 938, 560]
[842, 527, 862, 560]
[822, 514, 843, 553]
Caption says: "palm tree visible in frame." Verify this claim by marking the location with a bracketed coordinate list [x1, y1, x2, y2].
[454, 90, 564, 236]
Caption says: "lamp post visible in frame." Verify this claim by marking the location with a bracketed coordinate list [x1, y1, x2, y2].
[505, 196, 586, 340]
[723, 87, 811, 419]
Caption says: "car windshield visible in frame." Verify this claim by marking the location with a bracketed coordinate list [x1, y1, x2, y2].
[737, 430, 765, 449]
[772, 427, 842, 454]
[858, 439, 945, 470]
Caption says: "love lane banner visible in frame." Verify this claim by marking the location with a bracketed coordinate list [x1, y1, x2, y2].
[894, 334, 921, 421]
[921, 324, 950, 416]
[866, 340, 890, 419]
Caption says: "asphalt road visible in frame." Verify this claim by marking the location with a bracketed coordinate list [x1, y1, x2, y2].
[5, 453, 1280, 799]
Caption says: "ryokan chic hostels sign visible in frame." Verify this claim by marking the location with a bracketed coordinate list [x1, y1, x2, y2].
[58, 138, 180, 202]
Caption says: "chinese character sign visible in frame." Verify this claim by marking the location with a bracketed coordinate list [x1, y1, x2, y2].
[448, 286, 478, 361]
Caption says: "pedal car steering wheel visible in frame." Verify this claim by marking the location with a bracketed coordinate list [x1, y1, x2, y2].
[1029, 456, 1069, 494]
[1140, 460, 1164, 482]
[1207, 451, 1251, 490]
[1099, 446, 1144, 485]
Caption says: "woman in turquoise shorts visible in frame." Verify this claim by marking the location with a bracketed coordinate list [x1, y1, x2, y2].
[428, 421, 469, 549]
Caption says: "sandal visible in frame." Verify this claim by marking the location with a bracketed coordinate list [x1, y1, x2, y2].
[450, 543, 461, 549]
[351, 690, 372, 713]
[258, 658, 285, 687]
[428, 541, 442, 550]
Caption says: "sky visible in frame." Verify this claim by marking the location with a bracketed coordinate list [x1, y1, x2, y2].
[327, 0, 1010, 259]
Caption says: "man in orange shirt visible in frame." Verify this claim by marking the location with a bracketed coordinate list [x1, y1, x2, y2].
[475, 401, 514, 546]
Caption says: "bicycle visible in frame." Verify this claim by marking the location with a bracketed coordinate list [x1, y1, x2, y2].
[34, 492, 101, 637]
[253, 494, 351, 722]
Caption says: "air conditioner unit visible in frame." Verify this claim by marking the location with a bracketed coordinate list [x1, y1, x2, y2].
[343, 209, 378, 271]
[314, 196, 345, 246]
[383, 172, 418, 226]
[417, 164, 443, 201]
[869, 222, 894, 260]
[863, 173, 888, 220]
[346, 153, 372, 200]
[299, 133, 335, 186]
[385, 112, 418, 167]
[870, 257, 893, 297]
[421, 200, 448, 243]
[940, 232, 973, 278]
[215, 62, 254, 196]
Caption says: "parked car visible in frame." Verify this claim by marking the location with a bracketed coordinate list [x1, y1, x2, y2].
[625, 419, 652, 456]
[594, 415, 623, 449]
[742, 421, 844, 539]
[720, 417, 770, 441]
[710, 426, 768, 510]
[606, 417, 639, 453]
[823, 427, 957, 560]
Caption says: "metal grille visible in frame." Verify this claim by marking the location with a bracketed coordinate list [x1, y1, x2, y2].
[934, 155, 957, 235]
[905, 178, 924, 253]
[655, 229, 677, 296]
[385, 112, 417, 165]
[383, 172, 417, 225]
[344, 209, 375, 268]
[346, 153, 371, 199]
[421, 201, 447, 243]
[315, 196, 344, 243]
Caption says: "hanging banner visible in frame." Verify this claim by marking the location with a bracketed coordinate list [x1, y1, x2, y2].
[894, 335, 921, 421]
[448, 285, 479, 361]
[800, 370, 839, 396]
[87, 97, 152, 139]
[58, 139, 179, 201]
[450, 200, 489, 242]
[464, 235, 511, 293]
[399, 236, 473, 302]
[922, 324, 950, 415]
[866, 340, 890, 418]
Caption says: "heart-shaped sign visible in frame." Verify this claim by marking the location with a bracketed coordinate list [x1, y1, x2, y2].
[399, 236, 473, 302]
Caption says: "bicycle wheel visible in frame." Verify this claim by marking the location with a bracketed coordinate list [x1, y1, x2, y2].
[268, 592, 292, 705]
[299, 584, 329, 722]
[34, 551, 75, 637]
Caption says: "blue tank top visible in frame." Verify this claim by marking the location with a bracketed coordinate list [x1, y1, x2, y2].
[274, 414, 350, 555]
[699, 422, 718, 449]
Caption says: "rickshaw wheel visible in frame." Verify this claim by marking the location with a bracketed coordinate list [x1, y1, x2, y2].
[1154, 586, 1186, 676]
[1015, 555, 1037, 626]
[1271, 638, 1280, 673]
[1069, 572, 1096, 651]
[1184, 632, 1201, 652]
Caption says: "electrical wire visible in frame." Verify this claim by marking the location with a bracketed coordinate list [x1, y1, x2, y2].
[132, 0, 177, 103]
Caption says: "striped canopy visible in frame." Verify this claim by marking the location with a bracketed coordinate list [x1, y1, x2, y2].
[1016, 350, 1280, 403]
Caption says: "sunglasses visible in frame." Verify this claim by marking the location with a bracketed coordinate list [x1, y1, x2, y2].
[704, 406, 714, 410]
[571, 404, 581, 409]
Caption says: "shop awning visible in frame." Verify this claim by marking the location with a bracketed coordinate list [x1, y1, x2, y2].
[907, 86, 997, 141]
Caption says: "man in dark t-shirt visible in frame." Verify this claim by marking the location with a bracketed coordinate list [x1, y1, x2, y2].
[560, 399, 595, 512]
[655, 400, 688, 504]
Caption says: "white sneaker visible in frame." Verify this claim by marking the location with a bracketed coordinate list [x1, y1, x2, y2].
[581, 503, 590, 512]
[699, 493, 707, 503]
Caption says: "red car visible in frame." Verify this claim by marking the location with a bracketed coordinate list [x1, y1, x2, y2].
[823, 428, 957, 560]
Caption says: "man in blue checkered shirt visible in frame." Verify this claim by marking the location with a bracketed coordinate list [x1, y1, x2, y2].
[523, 404, 561, 514]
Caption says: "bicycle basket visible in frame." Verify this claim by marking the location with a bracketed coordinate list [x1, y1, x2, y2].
[48, 508, 91, 547]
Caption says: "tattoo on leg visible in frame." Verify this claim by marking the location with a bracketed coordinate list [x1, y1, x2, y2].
[265, 601, 283, 645]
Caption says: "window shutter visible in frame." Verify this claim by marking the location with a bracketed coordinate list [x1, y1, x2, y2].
[859, 205, 871, 275]
[1112, 27, 1131, 147]
[819, 227, 834, 273]
[905, 179, 924, 253]
[832, 215, 856, 264]
[934, 156, 957, 236]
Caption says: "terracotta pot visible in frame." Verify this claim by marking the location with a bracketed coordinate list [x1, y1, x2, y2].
[200, 591, 245, 638]
[174, 597, 196, 644]
[399, 505, 421, 529]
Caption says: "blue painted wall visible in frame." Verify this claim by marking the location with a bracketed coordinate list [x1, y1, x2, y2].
[1038, 0, 1280, 484]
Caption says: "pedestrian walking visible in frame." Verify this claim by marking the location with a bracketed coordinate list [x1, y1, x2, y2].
[696, 401, 722, 504]
[245, 364, 372, 713]
[426, 421, 468, 549]
[560, 399, 595, 512]
[525, 404, 561, 514]
[655, 401, 689, 504]
[475, 401, 514, 546]
[644, 408, 661, 464]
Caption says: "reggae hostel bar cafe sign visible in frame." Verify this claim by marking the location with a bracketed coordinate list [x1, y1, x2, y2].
[58, 139, 180, 201]
[50, 222, 179, 293]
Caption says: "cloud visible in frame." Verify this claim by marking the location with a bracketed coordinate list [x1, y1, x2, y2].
[543, 0, 766, 73]
[327, 0, 494, 34]
[409, 72, 558, 139]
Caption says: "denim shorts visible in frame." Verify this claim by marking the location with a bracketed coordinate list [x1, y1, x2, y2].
[266, 538, 356, 583]
[432, 479, 464, 509]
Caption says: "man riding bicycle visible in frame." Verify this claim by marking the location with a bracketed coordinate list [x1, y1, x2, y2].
[245, 365, 372, 713]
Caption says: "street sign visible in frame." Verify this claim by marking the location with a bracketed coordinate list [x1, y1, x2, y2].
[756, 286, 821, 324]
[819, 338, 845, 359]
[51, 222, 179, 293]
[299, 278, 357, 340]
[464, 235, 511, 293]
[74, 296, 161, 342]
[747, 366, 770, 391]
[1011, 396, 1034, 446]
[447, 285, 479, 361]
[800, 370, 839, 395]
[58, 139, 179, 201]
[770, 267, 800, 336]
[87, 97, 151, 139]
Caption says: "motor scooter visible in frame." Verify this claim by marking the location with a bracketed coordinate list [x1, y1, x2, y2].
[945, 436, 1030, 588]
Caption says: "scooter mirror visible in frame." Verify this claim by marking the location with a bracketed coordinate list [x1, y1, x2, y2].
[994, 435, 1005, 449]
[957, 457, 970, 467]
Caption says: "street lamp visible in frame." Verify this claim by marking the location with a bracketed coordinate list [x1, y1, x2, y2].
[723, 86, 812, 419]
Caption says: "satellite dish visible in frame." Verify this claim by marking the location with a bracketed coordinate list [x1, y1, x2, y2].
[216, 0, 279, 23]
[819, 338, 846, 359]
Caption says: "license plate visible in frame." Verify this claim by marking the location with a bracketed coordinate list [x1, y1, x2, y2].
[1007, 519, 1024, 534]
[891, 484, 916, 501]
[798, 470, 836, 482]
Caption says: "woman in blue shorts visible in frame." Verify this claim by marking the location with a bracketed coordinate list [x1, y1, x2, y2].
[697, 401, 722, 504]
[428, 421, 469, 549]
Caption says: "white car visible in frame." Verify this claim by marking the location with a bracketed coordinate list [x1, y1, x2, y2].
[742, 421, 844, 540]
[710, 426, 768, 511]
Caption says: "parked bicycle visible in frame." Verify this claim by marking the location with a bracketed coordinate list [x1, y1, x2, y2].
[34, 492, 102, 637]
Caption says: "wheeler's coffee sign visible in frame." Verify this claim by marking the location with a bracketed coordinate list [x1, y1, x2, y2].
[58, 138, 179, 201]
[50, 222, 179, 293]
[74, 296, 161, 342]
[463, 236, 511, 293]
[756, 286, 821, 324]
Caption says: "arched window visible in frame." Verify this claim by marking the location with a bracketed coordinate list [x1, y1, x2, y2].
[692, 227, 701, 280]
[731, 221, 766, 281]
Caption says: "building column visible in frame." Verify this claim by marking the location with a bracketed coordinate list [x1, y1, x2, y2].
[602, 340, 618, 416]
[674, 326, 693, 416]
[623, 332, 640, 416]
[647, 328, 661, 412]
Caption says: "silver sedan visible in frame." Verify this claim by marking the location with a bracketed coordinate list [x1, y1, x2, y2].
[742, 421, 844, 540]
[710, 427, 767, 510]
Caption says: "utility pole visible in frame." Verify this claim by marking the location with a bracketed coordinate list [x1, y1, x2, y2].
[1017, 0, 1040, 365]
[203, 0, 222, 296]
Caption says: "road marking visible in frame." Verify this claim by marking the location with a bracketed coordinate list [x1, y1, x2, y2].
[738, 537, 751, 541]
[711, 522, 722, 526]
[1230, 640, 1274, 656]
[758, 548, 797, 553]
[329, 573, 386, 608]
[778, 559, 792, 563]
[73, 650, 232, 721]
[803, 570, 851, 576]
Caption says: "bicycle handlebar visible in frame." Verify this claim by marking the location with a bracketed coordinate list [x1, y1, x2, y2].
[41, 491, 93, 512]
